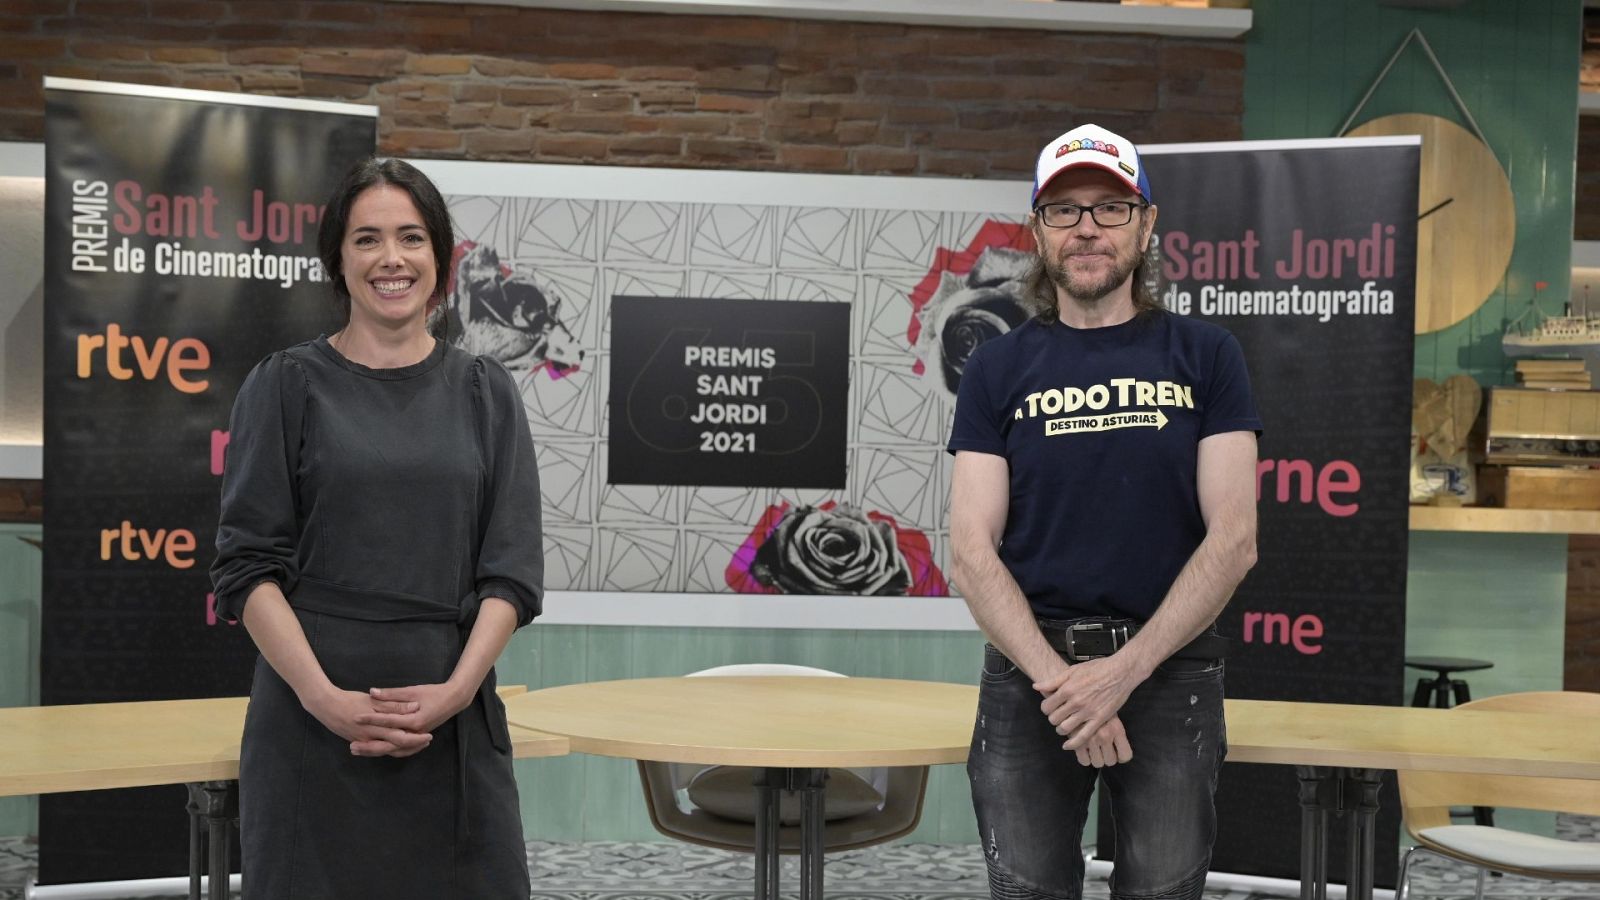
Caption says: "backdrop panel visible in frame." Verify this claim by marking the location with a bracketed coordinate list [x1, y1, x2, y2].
[41, 78, 373, 882]
[1103, 137, 1419, 884]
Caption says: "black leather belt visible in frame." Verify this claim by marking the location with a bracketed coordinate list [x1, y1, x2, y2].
[1042, 620, 1231, 662]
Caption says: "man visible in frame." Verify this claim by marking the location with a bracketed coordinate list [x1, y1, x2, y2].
[948, 123, 1260, 900]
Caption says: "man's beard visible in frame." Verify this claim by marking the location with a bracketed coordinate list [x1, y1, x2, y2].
[1042, 239, 1142, 305]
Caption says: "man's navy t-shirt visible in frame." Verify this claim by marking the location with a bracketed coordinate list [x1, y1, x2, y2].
[947, 310, 1261, 622]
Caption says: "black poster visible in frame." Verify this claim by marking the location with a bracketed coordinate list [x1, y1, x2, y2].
[41, 79, 374, 883]
[608, 295, 850, 488]
[1094, 140, 1419, 885]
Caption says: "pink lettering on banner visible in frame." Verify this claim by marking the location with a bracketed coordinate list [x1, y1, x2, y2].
[236, 189, 323, 244]
[1256, 458, 1361, 517]
[111, 179, 221, 239]
[205, 593, 237, 626]
[1242, 611, 1323, 655]
[211, 429, 229, 476]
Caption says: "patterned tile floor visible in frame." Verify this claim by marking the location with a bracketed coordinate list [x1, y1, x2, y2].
[1, 818, 1595, 900]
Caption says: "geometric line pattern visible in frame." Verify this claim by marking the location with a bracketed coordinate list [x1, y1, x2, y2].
[861, 209, 940, 272]
[442, 190, 1002, 595]
[858, 362, 951, 446]
[536, 440, 596, 526]
[607, 201, 684, 265]
[597, 483, 681, 526]
[683, 486, 776, 527]
[779, 206, 857, 270]
[682, 528, 751, 593]
[858, 273, 924, 360]
[690, 204, 774, 269]
[852, 447, 945, 531]
[517, 365, 597, 438]
[774, 270, 857, 305]
[543, 526, 595, 592]
[597, 527, 679, 593]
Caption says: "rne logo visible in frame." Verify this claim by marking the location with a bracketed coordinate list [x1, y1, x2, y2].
[1241, 611, 1323, 655]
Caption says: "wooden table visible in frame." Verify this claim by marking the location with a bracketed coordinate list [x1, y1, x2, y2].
[0, 693, 568, 795]
[503, 676, 975, 900]
[1225, 699, 1600, 777]
[505, 679, 1600, 900]
[0, 691, 568, 900]
[1225, 699, 1600, 900]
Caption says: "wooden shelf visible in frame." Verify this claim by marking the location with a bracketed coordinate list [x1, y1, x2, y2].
[1409, 506, 1600, 534]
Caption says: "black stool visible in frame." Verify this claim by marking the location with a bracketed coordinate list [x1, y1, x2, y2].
[1406, 655, 1492, 709]
[1405, 656, 1495, 826]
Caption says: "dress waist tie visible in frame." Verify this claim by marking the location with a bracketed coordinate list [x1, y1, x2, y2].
[454, 591, 512, 840]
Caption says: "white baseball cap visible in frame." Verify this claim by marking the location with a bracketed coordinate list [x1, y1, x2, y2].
[1032, 123, 1152, 208]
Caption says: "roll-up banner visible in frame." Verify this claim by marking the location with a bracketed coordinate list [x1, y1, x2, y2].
[1098, 137, 1420, 884]
[41, 78, 374, 883]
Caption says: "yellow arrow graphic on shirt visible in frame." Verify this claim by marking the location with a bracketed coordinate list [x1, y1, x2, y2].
[1044, 408, 1169, 436]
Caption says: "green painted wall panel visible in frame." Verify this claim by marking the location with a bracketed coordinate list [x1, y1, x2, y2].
[0, 524, 42, 837]
[1244, 0, 1581, 387]
[1406, 532, 1568, 699]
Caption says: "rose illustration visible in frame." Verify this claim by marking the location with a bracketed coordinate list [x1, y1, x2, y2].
[727, 501, 949, 596]
[752, 503, 911, 595]
[907, 223, 1036, 399]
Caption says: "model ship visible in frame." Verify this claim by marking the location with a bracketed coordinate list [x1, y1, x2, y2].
[1501, 281, 1600, 357]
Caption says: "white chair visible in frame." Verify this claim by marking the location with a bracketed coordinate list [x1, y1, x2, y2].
[635, 664, 930, 853]
[1396, 691, 1600, 900]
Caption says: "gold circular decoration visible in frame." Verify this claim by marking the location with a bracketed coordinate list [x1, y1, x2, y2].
[1347, 113, 1515, 335]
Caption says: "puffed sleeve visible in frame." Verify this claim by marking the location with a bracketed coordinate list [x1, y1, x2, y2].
[210, 352, 306, 621]
[472, 357, 544, 626]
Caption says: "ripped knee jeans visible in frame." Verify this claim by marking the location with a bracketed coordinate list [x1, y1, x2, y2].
[967, 636, 1227, 900]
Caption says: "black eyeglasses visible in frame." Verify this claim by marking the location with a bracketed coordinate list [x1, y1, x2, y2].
[1033, 200, 1147, 229]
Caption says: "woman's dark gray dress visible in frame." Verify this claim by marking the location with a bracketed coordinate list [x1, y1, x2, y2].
[211, 336, 543, 899]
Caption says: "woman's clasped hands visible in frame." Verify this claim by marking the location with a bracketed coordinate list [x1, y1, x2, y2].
[305, 681, 473, 758]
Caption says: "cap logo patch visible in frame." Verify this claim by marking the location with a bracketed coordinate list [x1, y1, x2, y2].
[1053, 138, 1121, 159]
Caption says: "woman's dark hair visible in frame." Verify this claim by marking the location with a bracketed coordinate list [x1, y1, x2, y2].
[318, 157, 454, 340]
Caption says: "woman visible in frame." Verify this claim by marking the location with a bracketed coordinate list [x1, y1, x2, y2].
[211, 157, 542, 898]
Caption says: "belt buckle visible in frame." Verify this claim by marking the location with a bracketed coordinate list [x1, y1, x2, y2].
[1065, 621, 1131, 661]
[1065, 622, 1101, 661]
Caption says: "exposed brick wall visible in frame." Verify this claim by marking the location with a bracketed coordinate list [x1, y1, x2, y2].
[0, 1, 1243, 177]
[1582, 45, 1600, 240]
[0, 479, 42, 525]
[1579, 109, 1600, 241]
[1569, 535, 1600, 692]
[1564, 41, 1599, 686]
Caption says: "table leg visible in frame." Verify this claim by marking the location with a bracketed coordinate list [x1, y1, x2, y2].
[185, 786, 202, 900]
[753, 768, 782, 900]
[1343, 769, 1383, 900]
[1296, 766, 1334, 900]
[798, 768, 828, 900]
[185, 780, 238, 900]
